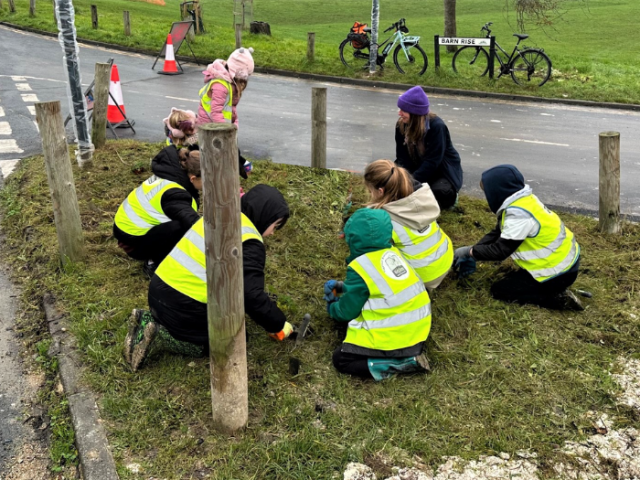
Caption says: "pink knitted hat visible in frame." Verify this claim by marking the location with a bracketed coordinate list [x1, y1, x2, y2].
[227, 47, 255, 80]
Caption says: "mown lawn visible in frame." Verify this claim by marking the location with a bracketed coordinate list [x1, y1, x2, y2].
[0, 140, 639, 478]
[1, 0, 639, 104]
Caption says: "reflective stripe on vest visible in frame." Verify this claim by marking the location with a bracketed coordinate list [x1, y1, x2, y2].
[345, 247, 431, 353]
[114, 176, 195, 236]
[199, 79, 233, 123]
[155, 214, 260, 303]
[391, 220, 454, 284]
[502, 195, 580, 282]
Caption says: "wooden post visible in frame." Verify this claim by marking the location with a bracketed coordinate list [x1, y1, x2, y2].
[34, 101, 85, 265]
[194, 1, 200, 34]
[29, 0, 35, 17]
[91, 5, 98, 29]
[235, 23, 242, 49]
[53, 0, 57, 24]
[311, 87, 327, 169]
[123, 11, 131, 36]
[91, 63, 110, 149]
[198, 123, 248, 434]
[307, 32, 315, 62]
[598, 131, 621, 234]
[8, 0, 15, 13]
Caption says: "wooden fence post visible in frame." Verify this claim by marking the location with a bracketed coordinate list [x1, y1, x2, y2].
[599, 131, 620, 234]
[34, 101, 85, 265]
[8, 0, 15, 13]
[91, 5, 98, 29]
[307, 32, 315, 62]
[123, 11, 131, 36]
[29, 0, 35, 17]
[235, 23, 242, 49]
[198, 123, 248, 434]
[194, 1, 200, 34]
[311, 87, 327, 169]
[52, 0, 57, 24]
[91, 63, 110, 149]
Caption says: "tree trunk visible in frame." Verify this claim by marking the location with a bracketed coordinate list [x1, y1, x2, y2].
[444, 0, 457, 53]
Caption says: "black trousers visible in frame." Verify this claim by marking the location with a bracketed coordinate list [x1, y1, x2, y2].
[332, 347, 373, 379]
[113, 221, 188, 264]
[429, 177, 458, 210]
[490, 259, 580, 310]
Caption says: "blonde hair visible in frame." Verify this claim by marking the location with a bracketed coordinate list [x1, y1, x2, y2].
[363, 159, 414, 208]
[234, 77, 248, 101]
[398, 112, 438, 158]
[167, 109, 196, 147]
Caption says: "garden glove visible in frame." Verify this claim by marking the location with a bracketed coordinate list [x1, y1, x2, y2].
[453, 246, 473, 263]
[268, 321, 295, 341]
[323, 280, 338, 302]
[454, 256, 477, 279]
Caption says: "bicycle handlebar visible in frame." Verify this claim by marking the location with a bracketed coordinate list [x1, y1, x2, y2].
[481, 21, 493, 33]
[384, 18, 406, 33]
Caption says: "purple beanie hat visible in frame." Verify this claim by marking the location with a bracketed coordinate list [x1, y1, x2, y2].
[397, 86, 430, 116]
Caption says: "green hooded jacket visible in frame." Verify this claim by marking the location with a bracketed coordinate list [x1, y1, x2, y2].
[329, 208, 393, 322]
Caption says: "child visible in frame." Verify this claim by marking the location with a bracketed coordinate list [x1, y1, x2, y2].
[124, 185, 293, 372]
[453, 164, 583, 310]
[325, 208, 431, 381]
[163, 108, 198, 147]
[364, 159, 453, 291]
[197, 47, 254, 127]
[394, 86, 463, 210]
[113, 149, 201, 277]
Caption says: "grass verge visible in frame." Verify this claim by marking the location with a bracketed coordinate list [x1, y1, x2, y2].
[0, 140, 639, 479]
[1, 0, 640, 104]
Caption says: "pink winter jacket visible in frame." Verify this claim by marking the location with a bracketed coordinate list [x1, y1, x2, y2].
[196, 60, 239, 127]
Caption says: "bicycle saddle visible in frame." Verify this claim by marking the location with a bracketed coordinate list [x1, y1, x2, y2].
[363, 27, 371, 33]
[513, 33, 529, 40]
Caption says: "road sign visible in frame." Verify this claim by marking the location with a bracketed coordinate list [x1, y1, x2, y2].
[438, 37, 491, 46]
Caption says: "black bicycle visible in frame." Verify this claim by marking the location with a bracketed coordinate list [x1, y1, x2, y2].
[452, 22, 552, 87]
[339, 18, 428, 76]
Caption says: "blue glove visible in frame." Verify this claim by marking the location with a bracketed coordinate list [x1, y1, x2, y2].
[323, 280, 337, 296]
[454, 256, 477, 278]
[454, 246, 473, 263]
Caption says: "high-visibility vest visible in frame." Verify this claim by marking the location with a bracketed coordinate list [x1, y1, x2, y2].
[345, 246, 431, 354]
[199, 79, 233, 123]
[391, 220, 453, 284]
[156, 214, 261, 303]
[114, 175, 197, 237]
[502, 194, 580, 282]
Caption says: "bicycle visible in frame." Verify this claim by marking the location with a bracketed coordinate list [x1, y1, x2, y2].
[339, 18, 428, 76]
[451, 22, 552, 87]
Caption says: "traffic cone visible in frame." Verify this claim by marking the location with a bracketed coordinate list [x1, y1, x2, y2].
[107, 64, 127, 124]
[158, 34, 181, 75]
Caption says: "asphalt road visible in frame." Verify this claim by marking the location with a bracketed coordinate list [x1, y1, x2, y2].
[1, 25, 639, 216]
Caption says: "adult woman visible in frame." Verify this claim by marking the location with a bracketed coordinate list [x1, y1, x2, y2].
[324, 209, 431, 381]
[394, 86, 463, 210]
[364, 159, 453, 290]
[454, 164, 583, 310]
[113, 148, 201, 277]
[124, 185, 292, 372]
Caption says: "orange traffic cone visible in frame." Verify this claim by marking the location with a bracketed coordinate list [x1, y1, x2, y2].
[158, 34, 181, 75]
[107, 64, 127, 124]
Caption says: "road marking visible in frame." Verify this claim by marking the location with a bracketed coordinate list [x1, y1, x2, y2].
[540, 113, 555, 116]
[16, 83, 33, 91]
[21, 94, 39, 102]
[0, 74, 66, 84]
[0, 107, 4, 117]
[0, 140, 23, 154]
[490, 120, 501, 123]
[0, 160, 20, 179]
[165, 96, 199, 103]
[27, 106, 36, 116]
[0, 122, 12, 135]
[500, 138, 569, 147]
[11, 76, 27, 81]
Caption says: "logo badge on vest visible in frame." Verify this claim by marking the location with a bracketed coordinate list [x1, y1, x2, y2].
[381, 251, 409, 280]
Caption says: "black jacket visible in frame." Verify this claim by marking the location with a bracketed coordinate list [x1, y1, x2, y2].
[149, 184, 290, 344]
[395, 116, 463, 191]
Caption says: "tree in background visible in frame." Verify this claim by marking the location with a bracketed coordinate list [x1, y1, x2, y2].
[443, 0, 457, 53]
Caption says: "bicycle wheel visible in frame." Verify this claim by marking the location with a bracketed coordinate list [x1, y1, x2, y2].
[511, 49, 552, 87]
[339, 38, 371, 70]
[393, 43, 428, 76]
[452, 46, 489, 78]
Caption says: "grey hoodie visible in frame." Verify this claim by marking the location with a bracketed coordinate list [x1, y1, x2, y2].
[381, 183, 441, 231]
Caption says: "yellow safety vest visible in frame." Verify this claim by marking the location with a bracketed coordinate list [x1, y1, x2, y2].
[391, 220, 453, 284]
[345, 246, 431, 354]
[114, 175, 197, 237]
[156, 214, 261, 303]
[502, 194, 580, 282]
[199, 79, 233, 123]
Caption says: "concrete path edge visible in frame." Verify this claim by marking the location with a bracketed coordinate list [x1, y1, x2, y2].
[2, 21, 640, 112]
[43, 293, 120, 480]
